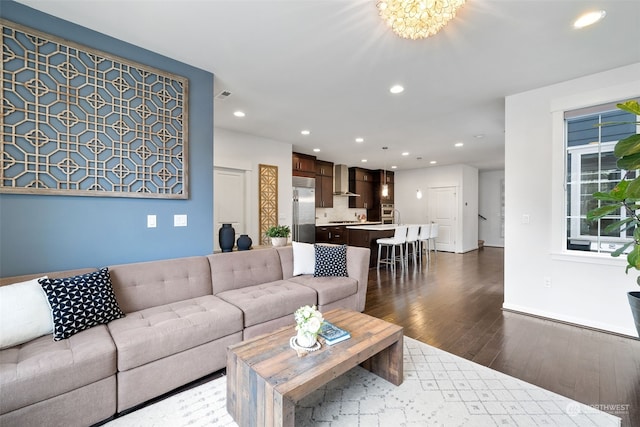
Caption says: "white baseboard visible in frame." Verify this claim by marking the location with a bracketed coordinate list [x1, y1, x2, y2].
[502, 302, 638, 338]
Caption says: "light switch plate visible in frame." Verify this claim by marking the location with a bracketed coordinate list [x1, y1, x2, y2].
[174, 214, 187, 227]
[147, 215, 157, 228]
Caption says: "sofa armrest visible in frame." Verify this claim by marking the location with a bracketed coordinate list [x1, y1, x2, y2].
[346, 246, 370, 312]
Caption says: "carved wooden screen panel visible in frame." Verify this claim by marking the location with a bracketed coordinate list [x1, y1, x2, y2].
[259, 164, 278, 245]
[0, 20, 188, 198]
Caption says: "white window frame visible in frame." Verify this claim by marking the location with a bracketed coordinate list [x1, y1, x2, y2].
[566, 141, 629, 244]
[564, 104, 639, 254]
[548, 79, 639, 266]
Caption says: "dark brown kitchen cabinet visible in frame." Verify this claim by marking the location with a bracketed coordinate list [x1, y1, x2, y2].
[315, 160, 334, 208]
[347, 228, 370, 248]
[348, 228, 395, 267]
[380, 170, 394, 184]
[351, 180, 374, 209]
[348, 167, 374, 209]
[351, 168, 373, 182]
[315, 160, 333, 177]
[331, 226, 348, 244]
[316, 176, 333, 208]
[316, 226, 330, 243]
[292, 152, 316, 177]
[315, 225, 348, 244]
[368, 169, 394, 221]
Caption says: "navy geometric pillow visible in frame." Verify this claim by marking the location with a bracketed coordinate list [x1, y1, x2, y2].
[39, 267, 124, 341]
[314, 244, 348, 277]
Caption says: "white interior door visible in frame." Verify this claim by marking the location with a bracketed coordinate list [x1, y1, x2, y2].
[214, 168, 247, 251]
[428, 186, 457, 252]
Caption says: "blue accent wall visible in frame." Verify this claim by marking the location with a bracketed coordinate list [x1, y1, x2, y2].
[0, 1, 214, 276]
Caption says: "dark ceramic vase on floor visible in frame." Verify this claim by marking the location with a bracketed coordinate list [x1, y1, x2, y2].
[237, 234, 252, 251]
[219, 224, 235, 252]
[628, 291, 640, 338]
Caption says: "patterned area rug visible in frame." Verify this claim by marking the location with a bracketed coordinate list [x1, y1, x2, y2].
[106, 337, 620, 427]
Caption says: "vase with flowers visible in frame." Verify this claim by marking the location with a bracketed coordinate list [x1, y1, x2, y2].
[294, 305, 324, 348]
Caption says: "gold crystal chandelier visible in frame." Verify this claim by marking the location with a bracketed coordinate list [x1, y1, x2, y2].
[376, 0, 466, 40]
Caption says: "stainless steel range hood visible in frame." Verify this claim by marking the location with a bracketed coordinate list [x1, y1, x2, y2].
[333, 164, 360, 197]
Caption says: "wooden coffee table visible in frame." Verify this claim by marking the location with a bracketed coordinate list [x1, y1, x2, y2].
[226, 308, 403, 427]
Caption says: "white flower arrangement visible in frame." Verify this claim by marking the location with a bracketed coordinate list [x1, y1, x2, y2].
[294, 305, 324, 336]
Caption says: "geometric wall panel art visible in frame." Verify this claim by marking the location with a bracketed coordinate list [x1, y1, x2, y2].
[258, 164, 278, 246]
[1, 20, 189, 198]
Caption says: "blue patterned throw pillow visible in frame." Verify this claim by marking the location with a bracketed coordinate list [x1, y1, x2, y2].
[39, 268, 125, 341]
[314, 244, 348, 277]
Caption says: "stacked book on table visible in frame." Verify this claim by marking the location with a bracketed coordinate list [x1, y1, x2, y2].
[319, 321, 350, 345]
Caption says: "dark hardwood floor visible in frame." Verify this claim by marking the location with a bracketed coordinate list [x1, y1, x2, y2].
[364, 247, 640, 427]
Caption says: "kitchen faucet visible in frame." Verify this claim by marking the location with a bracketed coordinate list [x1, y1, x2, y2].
[393, 209, 401, 225]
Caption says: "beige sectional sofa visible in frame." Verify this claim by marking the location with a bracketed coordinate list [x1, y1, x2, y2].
[0, 245, 370, 427]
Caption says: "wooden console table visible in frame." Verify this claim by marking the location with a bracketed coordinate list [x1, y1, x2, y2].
[226, 308, 403, 427]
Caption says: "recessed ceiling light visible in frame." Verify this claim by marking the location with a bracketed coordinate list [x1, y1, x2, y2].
[389, 85, 404, 94]
[301, 130, 310, 135]
[455, 142, 464, 147]
[430, 160, 437, 164]
[355, 137, 364, 143]
[401, 152, 409, 156]
[361, 159, 368, 163]
[474, 134, 484, 139]
[313, 148, 320, 152]
[233, 111, 245, 117]
[391, 165, 397, 169]
[574, 10, 606, 29]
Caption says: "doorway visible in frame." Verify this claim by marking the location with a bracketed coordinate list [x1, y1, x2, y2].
[428, 186, 458, 252]
[213, 167, 248, 251]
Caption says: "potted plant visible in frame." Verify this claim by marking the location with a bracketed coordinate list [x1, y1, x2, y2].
[265, 225, 290, 247]
[586, 99, 640, 337]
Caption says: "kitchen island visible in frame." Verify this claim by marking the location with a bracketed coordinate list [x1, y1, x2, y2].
[346, 224, 397, 267]
[315, 221, 382, 245]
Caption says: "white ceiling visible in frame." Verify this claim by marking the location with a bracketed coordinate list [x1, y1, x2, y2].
[15, 0, 640, 171]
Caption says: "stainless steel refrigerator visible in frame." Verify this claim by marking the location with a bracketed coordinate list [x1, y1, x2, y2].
[292, 176, 316, 243]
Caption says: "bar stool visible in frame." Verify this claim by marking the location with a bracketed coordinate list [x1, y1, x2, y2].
[405, 225, 420, 266]
[377, 225, 408, 272]
[428, 223, 439, 257]
[418, 224, 431, 265]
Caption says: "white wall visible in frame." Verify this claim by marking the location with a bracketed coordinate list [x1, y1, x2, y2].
[461, 164, 479, 253]
[479, 170, 505, 247]
[504, 63, 640, 337]
[213, 128, 292, 246]
[395, 164, 478, 253]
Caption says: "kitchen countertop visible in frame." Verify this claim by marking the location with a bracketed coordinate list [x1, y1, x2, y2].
[315, 221, 382, 227]
[345, 224, 397, 231]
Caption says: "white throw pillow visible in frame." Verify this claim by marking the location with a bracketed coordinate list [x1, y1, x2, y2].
[0, 277, 53, 349]
[292, 241, 316, 276]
